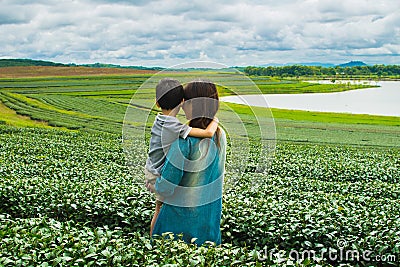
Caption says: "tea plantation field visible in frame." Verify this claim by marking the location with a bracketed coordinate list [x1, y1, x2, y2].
[0, 73, 398, 146]
[1, 126, 399, 266]
[0, 71, 399, 266]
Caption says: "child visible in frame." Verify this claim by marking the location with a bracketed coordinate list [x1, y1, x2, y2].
[145, 78, 219, 235]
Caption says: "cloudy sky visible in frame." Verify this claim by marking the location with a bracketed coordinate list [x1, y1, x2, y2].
[0, 0, 399, 67]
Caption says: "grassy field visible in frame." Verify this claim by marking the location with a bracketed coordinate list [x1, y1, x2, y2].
[0, 66, 399, 266]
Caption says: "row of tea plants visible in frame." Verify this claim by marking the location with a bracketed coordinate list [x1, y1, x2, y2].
[0, 125, 399, 266]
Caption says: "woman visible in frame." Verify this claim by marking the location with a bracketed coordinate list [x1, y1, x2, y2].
[149, 80, 226, 246]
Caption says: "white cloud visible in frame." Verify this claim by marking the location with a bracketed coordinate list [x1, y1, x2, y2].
[0, 0, 398, 66]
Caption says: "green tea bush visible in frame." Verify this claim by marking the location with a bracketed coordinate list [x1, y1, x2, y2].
[0, 125, 399, 266]
[0, 214, 270, 266]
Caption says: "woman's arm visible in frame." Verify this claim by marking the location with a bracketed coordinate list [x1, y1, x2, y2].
[187, 117, 219, 138]
[154, 138, 190, 197]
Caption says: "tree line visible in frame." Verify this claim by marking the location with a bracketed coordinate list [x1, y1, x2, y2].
[0, 59, 66, 67]
[244, 65, 400, 77]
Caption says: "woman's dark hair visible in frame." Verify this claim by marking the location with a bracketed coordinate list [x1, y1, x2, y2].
[184, 80, 221, 147]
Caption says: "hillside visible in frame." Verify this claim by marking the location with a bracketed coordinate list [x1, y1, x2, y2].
[0, 58, 162, 71]
[0, 59, 66, 67]
[338, 61, 367, 67]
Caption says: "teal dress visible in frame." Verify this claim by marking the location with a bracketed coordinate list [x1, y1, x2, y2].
[152, 131, 226, 246]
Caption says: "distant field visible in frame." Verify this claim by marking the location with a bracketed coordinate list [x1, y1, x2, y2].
[0, 66, 157, 78]
[0, 68, 398, 147]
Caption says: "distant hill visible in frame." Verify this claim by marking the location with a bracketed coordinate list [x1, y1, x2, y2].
[259, 63, 285, 67]
[260, 62, 338, 68]
[338, 61, 367, 67]
[288, 62, 336, 68]
[259, 61, 368, 68]
[0, 59, 67, 67]
[301, 62, 335, 67]
[0, 58, 163, 71]
[79, 62, 163, 71]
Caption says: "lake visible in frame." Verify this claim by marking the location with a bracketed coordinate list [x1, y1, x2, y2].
[221, 81, 400, 117]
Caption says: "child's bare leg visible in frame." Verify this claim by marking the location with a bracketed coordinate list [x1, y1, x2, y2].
[150, 200, 163, 236]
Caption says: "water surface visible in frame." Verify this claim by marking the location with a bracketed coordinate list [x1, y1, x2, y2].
[221, 81, 400, 117]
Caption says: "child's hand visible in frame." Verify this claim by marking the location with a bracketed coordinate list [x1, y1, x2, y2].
[145, 181, 152, 192]
[146, 183, 156, 193]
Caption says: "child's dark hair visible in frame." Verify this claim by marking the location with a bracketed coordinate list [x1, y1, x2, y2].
[156, 78, 184, 110]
